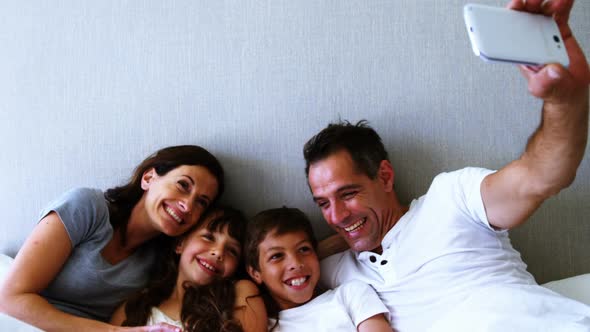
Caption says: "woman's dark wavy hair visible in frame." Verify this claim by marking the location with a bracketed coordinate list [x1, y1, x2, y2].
[122, 206, 248, 332]
[303, 120, 389, 179]
[243, 207, 318, 327]
[104, 145, 224, 245]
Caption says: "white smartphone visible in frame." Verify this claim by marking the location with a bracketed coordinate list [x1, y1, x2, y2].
[463, 3, 569, 67]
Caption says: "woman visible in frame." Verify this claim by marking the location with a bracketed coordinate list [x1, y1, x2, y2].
[0, 145, 223, 332]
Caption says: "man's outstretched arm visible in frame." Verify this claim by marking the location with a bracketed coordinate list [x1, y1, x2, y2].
[481, 0, 590, 230]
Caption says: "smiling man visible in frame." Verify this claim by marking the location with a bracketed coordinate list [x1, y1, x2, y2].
[303, 1, 590, 331]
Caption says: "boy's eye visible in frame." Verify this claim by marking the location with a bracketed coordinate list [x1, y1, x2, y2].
[269, 253, 283, 261]
[299, 246, 313, 253]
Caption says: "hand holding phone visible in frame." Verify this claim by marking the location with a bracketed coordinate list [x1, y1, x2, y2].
[464, 3, 569, 67]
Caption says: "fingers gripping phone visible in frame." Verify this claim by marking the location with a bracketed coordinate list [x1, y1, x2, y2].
[463, 3, 569, 67]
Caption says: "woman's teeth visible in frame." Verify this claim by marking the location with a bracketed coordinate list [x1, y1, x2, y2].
[165, 206, 183, 223]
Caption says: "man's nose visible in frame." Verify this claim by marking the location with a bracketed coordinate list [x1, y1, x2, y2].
[329, 200, 350, 225]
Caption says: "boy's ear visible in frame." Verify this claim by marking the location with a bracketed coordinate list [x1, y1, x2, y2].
[247, 266, 263, 285]
[141, 168, 156, 190]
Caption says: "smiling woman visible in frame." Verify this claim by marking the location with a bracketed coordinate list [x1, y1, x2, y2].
[0, 145, 224, 332]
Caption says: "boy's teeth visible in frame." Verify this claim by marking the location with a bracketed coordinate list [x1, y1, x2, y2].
[165, 207, 183, 223]
[344, 218, 365, 232]
[288, 277, 307, 286]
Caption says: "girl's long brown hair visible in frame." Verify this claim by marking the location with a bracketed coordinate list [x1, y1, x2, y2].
[122, 207, 247, 332]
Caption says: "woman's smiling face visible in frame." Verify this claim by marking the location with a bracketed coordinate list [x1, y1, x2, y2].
[140, 164, 219, 237]
[249, 230, 320, 310]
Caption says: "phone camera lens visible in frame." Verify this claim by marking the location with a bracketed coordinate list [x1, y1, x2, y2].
[553, 35, 560, 43]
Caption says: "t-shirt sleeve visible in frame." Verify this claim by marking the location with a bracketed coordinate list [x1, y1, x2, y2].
[338, 280, 389, 327]
[320, 251, 348, 289]
[433, 167, 499, 231]
[39, 188, 108, 246]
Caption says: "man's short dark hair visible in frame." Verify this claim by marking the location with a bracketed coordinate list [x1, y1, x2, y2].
[303, 120, 389, 179]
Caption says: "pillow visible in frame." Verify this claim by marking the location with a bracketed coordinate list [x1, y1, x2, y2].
[542, 273, 590, 306]
[0, 254, 14, 287]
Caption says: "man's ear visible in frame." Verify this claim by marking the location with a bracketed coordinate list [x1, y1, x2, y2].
[141, 168, 156, 190]
[247, 266, 263, 285]
[377, 160, 395, 192]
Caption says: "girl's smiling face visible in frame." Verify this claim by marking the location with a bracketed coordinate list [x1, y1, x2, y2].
[176, 213, 242, 286]
[248, 230, 320, 310]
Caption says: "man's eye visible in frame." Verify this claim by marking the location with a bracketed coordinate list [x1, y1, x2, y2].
[317, 201, 329, 209]
[342, 191, 357, 199]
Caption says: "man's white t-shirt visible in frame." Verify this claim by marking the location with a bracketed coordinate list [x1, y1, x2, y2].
[321, 167, 590, 332]
[269, 280, 388, 331]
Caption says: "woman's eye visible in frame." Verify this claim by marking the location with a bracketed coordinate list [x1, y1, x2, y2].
[178, 180, 190, 191]
[196, 198, 208, 208]
[202, 233, 214, 241]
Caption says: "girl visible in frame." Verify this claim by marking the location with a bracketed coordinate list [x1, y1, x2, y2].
[241, 207, 394, 332]
[0, 145, 223, 332]
[111, 206, 252, 332]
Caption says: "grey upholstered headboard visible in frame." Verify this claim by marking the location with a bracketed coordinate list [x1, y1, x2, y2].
[1, 0, 588, 284]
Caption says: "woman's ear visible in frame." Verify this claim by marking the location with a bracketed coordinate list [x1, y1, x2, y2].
[141, 168, 156, 190]
[247, 265, 263, 285]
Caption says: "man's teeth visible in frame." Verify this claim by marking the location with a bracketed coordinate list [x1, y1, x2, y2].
[199, 259, 217, 272]
[287, 277, 307, 286]
[344, 218, 366, 232]
[165, 207, 183, 223]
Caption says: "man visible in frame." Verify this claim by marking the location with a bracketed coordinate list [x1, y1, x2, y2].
[304, 1, 590, 331]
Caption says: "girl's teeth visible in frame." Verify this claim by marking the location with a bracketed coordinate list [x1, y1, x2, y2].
[199, 259, 216, 272]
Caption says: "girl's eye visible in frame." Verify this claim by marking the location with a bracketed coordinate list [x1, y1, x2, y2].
[202, 232, 214, 241]
[228, 248, 240, 257]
